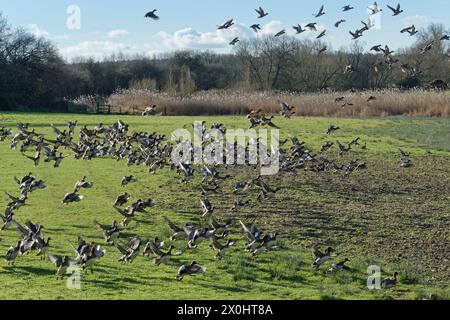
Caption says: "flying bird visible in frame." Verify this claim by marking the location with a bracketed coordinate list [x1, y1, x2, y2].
[176, 261, 206, 281]
[420, 41, 434, 54]
[370, 44, 383, 52]
[314, 5, 325, 18]
[318, 46, 327, 54]
[327, 125, 340, 135]
[342, 5, 354, 12]
[344, 64, 358, 74]
[335, 20, 346, 28]
[401, 25, 417, 36]
[349, 30, 363, 40]
[250, 24, 261, 33]
[368, 2, 382, 15]
[217, 19, 234, 30]
[293, 24, 306, 34]
[144, 9, 159, 20]
[255, 7, 269, 18]
[229, 37, 239, 46]
[305, 23, 317, 31]
[381, 45, 394, 56]
[387, 3, 403, 16]
[360, 19, 374, 32]
[316, 30, 326, 39]
[274, 30, 286, 37]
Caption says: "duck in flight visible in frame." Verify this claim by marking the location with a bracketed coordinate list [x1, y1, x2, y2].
[387, 3, 403, 16]
[293, 24, 306, 34]
[229, 37, 240, 46]
[342, 5, 354, 12]
[368, 2, 382, 15]
[255, 7, 269, 18]
[349, 30, 363, 40]
[144, 9, 159, 20]
[250, 24, 261, 33]
[335, 20, 346, 28]
[305, 23, 317, 31]
[314, 5, 325, 18]
[401, 25, 418, 36]
[316, 30, 326, 39]
[217, 19, 234, 30]
[274, 30, 286, 37]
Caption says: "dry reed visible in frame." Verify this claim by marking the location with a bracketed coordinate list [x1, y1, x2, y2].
[103, 88, 450, 117]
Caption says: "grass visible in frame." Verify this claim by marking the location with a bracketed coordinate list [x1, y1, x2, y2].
[0, 113, 449, 300]
[99, 89, 450, 117]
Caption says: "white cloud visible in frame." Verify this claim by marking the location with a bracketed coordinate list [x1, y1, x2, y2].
[402, 15, 431, 27]
[61, 41, 135, 59]
[145, 20, 328, 53]
[156, 27, 233, 49]
[27, 24, 69, 41]
[107, 29, 130, 38]
[59, 20, 331, 59]
[28, 24, 50, 38]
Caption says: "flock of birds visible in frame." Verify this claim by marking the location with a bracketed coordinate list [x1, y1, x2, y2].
[144, 3, 450, 89]
[0, 104, 410, 288]
[2, 2, 437, 290]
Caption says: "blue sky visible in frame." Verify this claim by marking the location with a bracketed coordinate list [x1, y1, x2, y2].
[1, 0, 448, 61]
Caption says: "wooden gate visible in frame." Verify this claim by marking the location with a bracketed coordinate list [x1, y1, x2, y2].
[96, 102, 111, 114]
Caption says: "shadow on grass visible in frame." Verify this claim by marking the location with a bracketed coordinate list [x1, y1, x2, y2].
[2, 265, 54, 276]
[202, 283, 248, 293]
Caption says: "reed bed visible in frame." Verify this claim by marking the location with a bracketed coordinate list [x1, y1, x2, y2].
[101, 89, 450, 117]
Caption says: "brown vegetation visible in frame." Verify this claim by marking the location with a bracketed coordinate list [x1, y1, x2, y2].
[106, 88, 450, 117]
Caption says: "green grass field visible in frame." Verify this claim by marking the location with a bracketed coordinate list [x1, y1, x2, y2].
[0, 113, 449, 300]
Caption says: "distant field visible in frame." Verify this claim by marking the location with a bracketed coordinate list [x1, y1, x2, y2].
[99, 89, 450, 117]
[0, 113, 449, 300]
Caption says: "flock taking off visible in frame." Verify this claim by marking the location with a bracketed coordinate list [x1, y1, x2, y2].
[0, 2, 436, 288]
[1, 102, 410, 288]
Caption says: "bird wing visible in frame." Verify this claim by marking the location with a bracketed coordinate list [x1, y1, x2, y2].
[93, 220, 111, 230]
[113, 242, 129, 255]
[128, 237, 141, 251]
[239, 220, 256, 241]
[24, 220, 39, 234]
[210, 236, 224, 249]
[47, 253, 62, 266]
[191, 264, 205, 273]
[50, 124, 63, 135]
[147, 242, 164, 256]
[4, 191, 18, 202]
[12, 220, 29, 238]
[172, 249, 185, 256]
[163, 215, 181, 232]
[21, 153, 35, 161]
[113, 205, 128, 217]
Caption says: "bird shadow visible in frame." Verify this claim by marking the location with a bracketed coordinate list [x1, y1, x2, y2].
[2, 265, 54, 276]
[199, 282, 248, 293]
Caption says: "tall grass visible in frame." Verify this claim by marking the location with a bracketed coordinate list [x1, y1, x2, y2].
[103, 88, 450, 117]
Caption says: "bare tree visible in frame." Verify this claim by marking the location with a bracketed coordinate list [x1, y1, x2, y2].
[235, 36, 296, 90]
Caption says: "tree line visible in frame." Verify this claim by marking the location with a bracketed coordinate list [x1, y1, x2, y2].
[0, 12, 448, 111]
